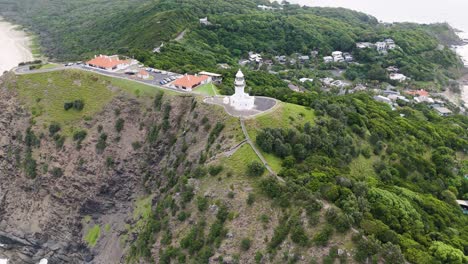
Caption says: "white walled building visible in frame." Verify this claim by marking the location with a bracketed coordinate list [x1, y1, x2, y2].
[224, 70, 255, 110]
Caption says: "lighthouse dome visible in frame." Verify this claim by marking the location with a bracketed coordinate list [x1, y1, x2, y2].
[236, 69, 244, 78]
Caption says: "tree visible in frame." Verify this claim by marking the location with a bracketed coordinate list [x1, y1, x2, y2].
[247, 161, 265, 177]
[429, 241, 467, 264]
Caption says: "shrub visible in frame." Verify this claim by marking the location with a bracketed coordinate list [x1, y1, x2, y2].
[64, 99, 84, 111]
[313, 225, 333, 246]
[197, 196, 209, 212]
[73, 130, 87, 143]
[115, 118, 125, 133]
[50, 167, 63, 177]
[246, 193, 255, 206]
[247, 161, 265, 177]
[54, 134, 65, 149]
[48, 123, 61, 136]
[96, 133, 108, 153]
[240, 238, 252, 251]
[132, 141, 142, 150]
[208, 165, 223, 176]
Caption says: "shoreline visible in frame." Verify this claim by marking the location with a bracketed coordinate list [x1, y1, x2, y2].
[0, 18, 33, 75]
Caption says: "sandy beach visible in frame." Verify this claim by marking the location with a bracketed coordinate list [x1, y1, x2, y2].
[0, 19, 33, 75]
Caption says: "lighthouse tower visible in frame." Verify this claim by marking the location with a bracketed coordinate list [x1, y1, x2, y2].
[228, 69, 255, 110]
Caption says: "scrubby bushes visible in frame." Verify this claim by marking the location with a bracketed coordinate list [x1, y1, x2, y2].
[64, 99, 84, 111]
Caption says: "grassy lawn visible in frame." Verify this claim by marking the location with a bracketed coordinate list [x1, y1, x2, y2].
[223, 143, 262, 176]
[244, 102, 315, 172]
[16, 70, 116, 132]
[194, 83, 219, 96]
[16, 70, 114, 132]
[39, 63, 60, 69]
[14, 69, 179, 134]
[106, 76, 178, 97]
[84, 224, 101, 247]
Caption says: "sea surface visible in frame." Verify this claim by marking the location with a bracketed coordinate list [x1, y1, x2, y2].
[289, 0, 468, 103]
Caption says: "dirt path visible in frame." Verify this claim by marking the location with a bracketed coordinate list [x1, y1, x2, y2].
[175, 29, 187, 42]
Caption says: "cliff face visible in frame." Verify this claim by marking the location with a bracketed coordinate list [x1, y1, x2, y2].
[0, 73, 241, 263]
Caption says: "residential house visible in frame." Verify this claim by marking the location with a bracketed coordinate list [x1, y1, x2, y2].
[406, 89, 429, 97]
[376, 42, 387, 52]
[310, 51, 319, 57]
[200, 17, 211, 26]
[238, 59, 250, 66]
[299, 78, 314, 83]
[387, 94, 410, 103]
[373, 95, 392, 104]
[356, 42, 374, 49]
[299, 55, 310, 62]
[386, 66, 399, 73]
[434, 106, 452, 116]
[343, 53, 354, 62]
[385, 39, 396, 49]
[86, 55, 131, 72]
[217, 63, 230, 69]
[288, 83, 301, 92]
[248, 52, 262, 63]
[320, 77, 334, 86]
[389, 73, 407, 82]
[257, 5, 281, 10]
[275, 55, 287, 64]
[323, 56, 333, 63]
[331, 51, 343, 57]
[172, 74, 211, 91]
[414, 96, 435, 104]
[456, 200, 468, 215]
[330, 80, 350, 88]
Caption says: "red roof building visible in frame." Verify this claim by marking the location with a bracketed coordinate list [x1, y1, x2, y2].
[137, 69, 150, 79]
[87, 55, 130, 71]
[172, 75, 211, 91]
[405, 89, 429, 97]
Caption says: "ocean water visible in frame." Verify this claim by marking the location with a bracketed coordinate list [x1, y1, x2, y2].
[288, 0, 468, 103]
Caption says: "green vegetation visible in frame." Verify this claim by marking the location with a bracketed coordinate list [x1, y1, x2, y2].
[254, 93, 468, 263]
[194, 83, 219, 96]
[84, 225, 101, 247]
[14, 70, 114, 133]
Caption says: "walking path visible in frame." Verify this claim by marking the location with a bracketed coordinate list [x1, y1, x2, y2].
[240, 119, 285, 182]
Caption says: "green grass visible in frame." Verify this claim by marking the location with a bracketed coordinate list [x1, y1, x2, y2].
[84, 225, 101, 247]
[349, 154, 379, 186]
[194, 83, 219, 96]
[104, 224, 111, 233]
[244, 102, 315, 172]
[223, 143, 263, 176]
[16, 70, 114, 133]
[133, 196, 153, 221]
[106, 76, 178, 97]
[39, 63, 59, 69]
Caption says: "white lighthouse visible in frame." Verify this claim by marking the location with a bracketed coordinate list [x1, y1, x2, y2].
[225, 69, 255, 110]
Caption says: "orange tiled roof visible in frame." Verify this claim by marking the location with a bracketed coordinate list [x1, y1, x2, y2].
[138, 69, 149, 76]
[87, 55, 128, 69]
[173, 75, 209, 88]
[405, 89, 428, 97]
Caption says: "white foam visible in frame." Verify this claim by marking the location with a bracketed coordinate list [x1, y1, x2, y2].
[0, 259, 8, 264]
[39, 259, 48, 264]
